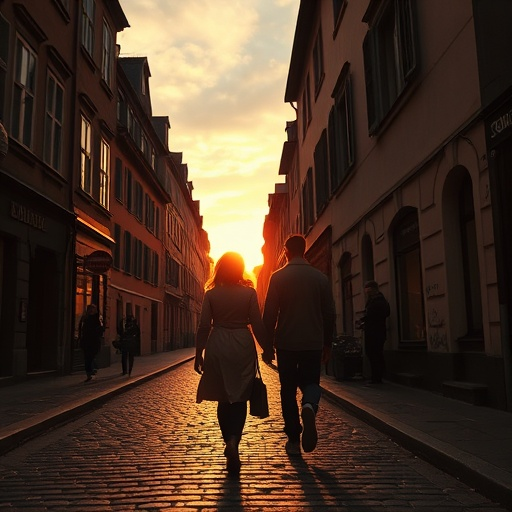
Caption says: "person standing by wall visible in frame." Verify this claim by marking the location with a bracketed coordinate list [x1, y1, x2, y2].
[118, 314, 140, 376]
[79, 304, 103, 382]
[360, 280, 390, 384]
[194, 252, 273, 475]
[263, 234, 336, 456]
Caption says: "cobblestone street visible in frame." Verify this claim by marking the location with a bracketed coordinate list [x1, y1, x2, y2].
[0, 361, 508, 511]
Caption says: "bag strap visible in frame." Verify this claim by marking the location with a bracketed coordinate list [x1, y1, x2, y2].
[255, 357, 263, 380]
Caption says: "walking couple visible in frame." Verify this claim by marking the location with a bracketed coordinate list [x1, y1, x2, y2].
[194, 234, 336, 474]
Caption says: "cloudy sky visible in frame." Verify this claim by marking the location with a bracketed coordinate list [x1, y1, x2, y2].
[117, 1, 298, 271]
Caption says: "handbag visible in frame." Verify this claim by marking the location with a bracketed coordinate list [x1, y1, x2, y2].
[249, 364, 269, 419]
[112, 338, 122, 350]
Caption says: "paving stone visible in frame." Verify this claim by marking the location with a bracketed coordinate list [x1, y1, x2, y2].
[0, 362, 508, 511]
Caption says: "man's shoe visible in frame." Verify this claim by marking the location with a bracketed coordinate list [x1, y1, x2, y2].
[285, 440, 301, 456]
[301, 403, 318, 453]
[84, 376, 92, 382]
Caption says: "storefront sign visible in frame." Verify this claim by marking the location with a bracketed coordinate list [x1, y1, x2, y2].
[490, 108, 512, 139]
[84, 250, 112, 274]
[10, 201, 46, 231]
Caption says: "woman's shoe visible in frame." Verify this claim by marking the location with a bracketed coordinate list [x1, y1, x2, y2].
[224, 437, 241, 474]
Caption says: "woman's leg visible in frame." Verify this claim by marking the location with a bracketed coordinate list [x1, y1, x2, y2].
[128, 351, 135, 375]
[121, 350, 128, 375]
[217, 402, 247, 443]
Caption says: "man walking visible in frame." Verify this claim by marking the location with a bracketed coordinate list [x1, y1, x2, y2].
[360, 280, 390, 384]
[263, 234, 335, 456]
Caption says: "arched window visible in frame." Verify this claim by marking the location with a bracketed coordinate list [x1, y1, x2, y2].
[340, 253, 353, 335]
[393, 210, 426, 347]
[361, 233, 374, 284]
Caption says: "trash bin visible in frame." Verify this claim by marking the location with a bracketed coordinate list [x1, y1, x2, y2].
[332, 335, 362, 381]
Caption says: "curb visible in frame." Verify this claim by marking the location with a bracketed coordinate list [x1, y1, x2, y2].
[0, 356, 193, 456]
[321, 387, 512, 510]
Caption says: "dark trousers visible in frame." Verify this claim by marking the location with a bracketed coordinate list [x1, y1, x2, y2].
[83, 348, 99, 377]
[121, 350, 135, 375]
[217, 402, 247, 443]
[276, 349, 322, 442]
[365, 338, 385, 383]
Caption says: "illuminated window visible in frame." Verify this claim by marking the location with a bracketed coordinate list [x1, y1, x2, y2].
[99, 138, 110, 208]
[80, 115, 92, 194]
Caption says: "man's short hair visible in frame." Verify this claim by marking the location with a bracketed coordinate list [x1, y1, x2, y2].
[364, 280, 379, 290]
[285, 235, 306, 257]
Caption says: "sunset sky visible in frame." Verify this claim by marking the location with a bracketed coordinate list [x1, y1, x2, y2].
[117, 1, 298, 271]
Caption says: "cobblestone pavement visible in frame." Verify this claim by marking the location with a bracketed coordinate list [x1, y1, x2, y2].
[0, 362, 508, 511]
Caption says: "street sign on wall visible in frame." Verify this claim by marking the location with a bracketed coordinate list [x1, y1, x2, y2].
[84, 250, 112, 274]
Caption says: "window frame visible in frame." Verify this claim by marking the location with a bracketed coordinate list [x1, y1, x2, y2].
[44, 70, 64, 172]
[99, 137, 110, 208]
[81, 0, 95, 57]
[101, 18, 114, 89]
[12, 36, 36, 148]
[363, 0, 417, 135]
[80, 114, 93, 195]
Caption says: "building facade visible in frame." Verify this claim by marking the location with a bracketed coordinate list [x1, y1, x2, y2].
[262, 0, 512, 410]
[0, 0, 210, 381]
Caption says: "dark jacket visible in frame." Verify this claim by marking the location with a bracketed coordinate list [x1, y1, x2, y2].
[118, 318, 140, 352]
[263, 257, 336, 351]
[362, 292, 390, 343]
[79, 313, 103, 352]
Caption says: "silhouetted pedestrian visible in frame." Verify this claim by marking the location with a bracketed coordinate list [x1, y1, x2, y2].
[118, 315, 140, 376]
[79, 304, 103, 382]
[360, 280, 390, 384]
[194, 252, 273, 475]
[263, 234, 336, 456]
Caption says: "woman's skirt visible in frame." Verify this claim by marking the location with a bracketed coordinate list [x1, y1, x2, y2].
[196, 327, 257, 404]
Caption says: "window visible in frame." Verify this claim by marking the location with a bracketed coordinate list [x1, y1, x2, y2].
[1, 14, 10, 121]
[145, 194, 155, 232]
[340, 253, 354, 335]
[99, 138, 110, 208]
[313, 29, 324, 94]
[101, 20, 114, 88]
[81, 0, 95, 56]
[363, 0, 417, 134]
[394, 210, 426, 347]
[113, 223, 121, 269]
[123, 231, 132, 273]
[314, 130, 329, 213]
[301, 75, 311, 140]
[125, 168, 133, 211]
[459, 175, 483, 336]
[302, 168, 314, 233]
[133, 237, 142, 279]
[329, 66, 355, 191]
[80, 115, 92, 194]
[134, 181, 143, 220]
[114, 158, 123, 201]
[12, 37, 36, 148]
[44, 72, 64, 171]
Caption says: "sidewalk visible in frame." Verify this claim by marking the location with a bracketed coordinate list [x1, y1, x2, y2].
[0, 348, 511, 509]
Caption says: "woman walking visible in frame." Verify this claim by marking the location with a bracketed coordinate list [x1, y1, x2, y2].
[194, 252, 274, 475]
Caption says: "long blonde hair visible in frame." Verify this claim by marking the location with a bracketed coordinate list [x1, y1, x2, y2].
[205, 252, 253, 290]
